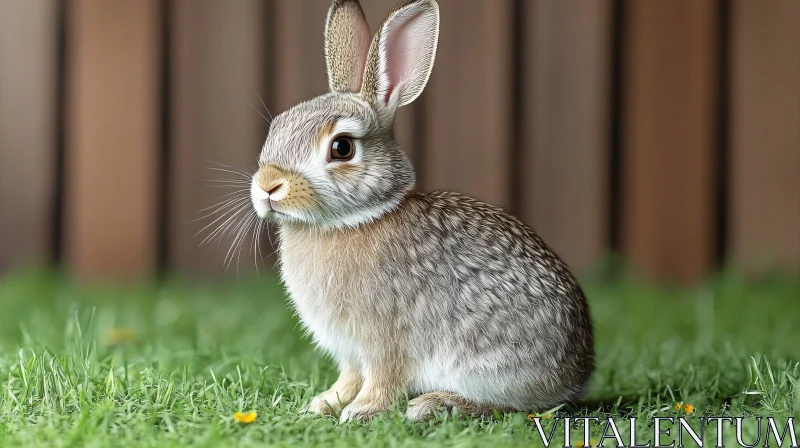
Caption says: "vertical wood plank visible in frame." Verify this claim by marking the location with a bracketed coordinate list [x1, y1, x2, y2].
[422, 0, 514, 208]
[64, 0, 161, 280]
[271, 0, 329, 113]
[520, 0, 612, 274]
[729, 0, 800, 272]
[621, 0, 718, 283]
[0, 1, 58, 272]
[169, 0, 266, 276]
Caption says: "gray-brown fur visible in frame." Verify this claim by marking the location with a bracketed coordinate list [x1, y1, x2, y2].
[249, 0, 595, 423]
[325, 0, 371, 93]
[279, 192, 594, 418]
[359, 19, 383, 107]
[407, 392, 515, 422]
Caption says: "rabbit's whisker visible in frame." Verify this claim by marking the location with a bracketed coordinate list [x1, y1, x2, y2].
[204, 210, 249, 249]
[252, 218, 263, 277]
[206, 167, 253, 178]
[204, 179, 251, 185]
[194, 193, 248, 215]
[253, 87, 274, 121]
[191, 197, 249, 225]
[225, 212, 256, 272]
[196, 198, 250, 243]
[251, 104, 271, 126]
[207, 160, 257, 174]
[218, 207, 249, 253]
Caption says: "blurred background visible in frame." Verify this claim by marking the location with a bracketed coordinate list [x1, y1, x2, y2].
[0, 0, 797, 285]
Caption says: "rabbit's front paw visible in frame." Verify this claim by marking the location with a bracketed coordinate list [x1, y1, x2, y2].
[339, 400, 387, 423]
[305, 366, 362, 416]
[307, 393, 343, 415]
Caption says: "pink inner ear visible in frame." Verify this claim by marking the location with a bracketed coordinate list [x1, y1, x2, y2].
[382, 9, 425, 104]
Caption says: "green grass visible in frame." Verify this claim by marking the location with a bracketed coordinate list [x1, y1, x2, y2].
[0, 267, 798, 447]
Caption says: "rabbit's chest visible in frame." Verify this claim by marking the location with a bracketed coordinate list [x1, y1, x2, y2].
[278, 226, 386, 359]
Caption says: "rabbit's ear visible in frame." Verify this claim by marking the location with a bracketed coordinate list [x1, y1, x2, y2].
[325, 0, 372, 93]
[361, 0, 439, 112]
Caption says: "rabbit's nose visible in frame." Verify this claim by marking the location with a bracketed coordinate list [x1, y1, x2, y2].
[264, 180, 289, 201]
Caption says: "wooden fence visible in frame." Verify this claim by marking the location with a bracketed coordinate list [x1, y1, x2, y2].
[0, 0, 798, 283]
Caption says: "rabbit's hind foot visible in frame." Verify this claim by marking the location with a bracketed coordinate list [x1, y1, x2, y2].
[405, 392, 513, 422]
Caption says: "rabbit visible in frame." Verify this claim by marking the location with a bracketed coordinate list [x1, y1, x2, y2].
[249, 0, 594, 423]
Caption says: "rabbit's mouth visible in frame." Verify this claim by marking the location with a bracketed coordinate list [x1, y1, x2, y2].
[251, 180, 280, 218]
[263, 200, 288, 217]
[251, 187, 288, 220]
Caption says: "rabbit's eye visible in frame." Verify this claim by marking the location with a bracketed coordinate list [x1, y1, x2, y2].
[329, 137, 355, 161]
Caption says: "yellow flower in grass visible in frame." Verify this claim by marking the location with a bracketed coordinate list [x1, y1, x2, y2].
[674, 402, 694, 413]
[573, 439, 599, 448]
[105, 328, 135, 345]
[527, 413, 553, 421]
[234, 411, 257, 424]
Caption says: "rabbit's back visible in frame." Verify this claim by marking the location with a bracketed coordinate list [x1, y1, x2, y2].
[391, 192, 593, 408]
